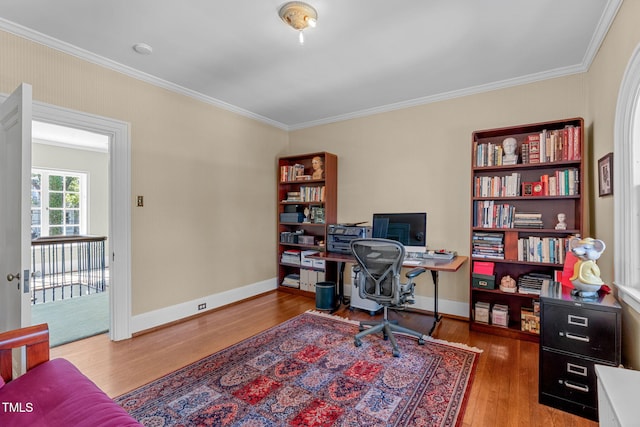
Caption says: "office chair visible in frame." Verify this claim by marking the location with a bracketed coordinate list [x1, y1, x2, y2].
[350, 238, 427, 357]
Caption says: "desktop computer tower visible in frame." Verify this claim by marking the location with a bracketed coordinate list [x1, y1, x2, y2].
[348, 266, 382, 314]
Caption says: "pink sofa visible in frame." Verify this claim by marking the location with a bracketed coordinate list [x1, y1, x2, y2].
[0, 323, 141, 426]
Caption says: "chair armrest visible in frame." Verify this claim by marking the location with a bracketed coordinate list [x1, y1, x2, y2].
[0, 323, 50, 383]
[405, 267, 426, 279]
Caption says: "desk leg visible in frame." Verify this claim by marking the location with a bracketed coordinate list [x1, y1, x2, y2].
[428, 270, 441, 336]
[337, 261, 345, 306]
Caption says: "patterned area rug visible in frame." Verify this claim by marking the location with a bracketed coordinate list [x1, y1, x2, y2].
[116, 311, 481, 426]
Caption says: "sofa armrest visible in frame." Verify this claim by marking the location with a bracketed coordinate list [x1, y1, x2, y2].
[0, 323, 50, 383]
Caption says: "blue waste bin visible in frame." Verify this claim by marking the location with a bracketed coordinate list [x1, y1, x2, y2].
[315, 281, 337, 311]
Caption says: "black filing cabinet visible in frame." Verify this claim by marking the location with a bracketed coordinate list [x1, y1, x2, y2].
[539, 282, 621, 421]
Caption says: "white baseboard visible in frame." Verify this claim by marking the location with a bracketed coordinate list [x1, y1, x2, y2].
[413, 294, 469, 319]
[131, 278, 278, 334]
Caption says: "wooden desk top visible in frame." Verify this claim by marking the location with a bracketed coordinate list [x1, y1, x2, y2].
[311, 252, 468, 272]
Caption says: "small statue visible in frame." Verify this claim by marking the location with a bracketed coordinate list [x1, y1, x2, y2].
[502, 137, 518, 165]
[311, 156, 324, 180]
[500, 275, 517, 292]
[555, 212, 567, 230]
[569, 237, 606, 296]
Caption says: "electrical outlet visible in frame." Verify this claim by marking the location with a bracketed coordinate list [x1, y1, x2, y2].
[198, 303, 206, 310]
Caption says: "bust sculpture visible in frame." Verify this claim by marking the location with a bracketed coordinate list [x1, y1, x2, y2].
[502, 137, 518, 165]
[311, 156, 324, 179]
[555, 213, 567, 230]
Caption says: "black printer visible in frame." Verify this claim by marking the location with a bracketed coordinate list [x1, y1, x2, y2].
[327, 224, 372, 253]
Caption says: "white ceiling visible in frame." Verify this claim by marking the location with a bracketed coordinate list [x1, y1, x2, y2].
[0, 0, 622, 130]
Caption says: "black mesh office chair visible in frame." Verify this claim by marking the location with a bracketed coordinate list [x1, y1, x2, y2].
[350, 238, 427, 357]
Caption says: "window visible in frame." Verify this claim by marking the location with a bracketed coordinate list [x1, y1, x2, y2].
[614, 41, 640, 312]
[31, 169, 87, 239]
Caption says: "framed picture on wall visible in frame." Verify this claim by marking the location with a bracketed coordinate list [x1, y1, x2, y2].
[598, 152, 613, 197]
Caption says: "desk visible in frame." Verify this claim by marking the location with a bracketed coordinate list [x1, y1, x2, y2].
[309, 252, 468, 335]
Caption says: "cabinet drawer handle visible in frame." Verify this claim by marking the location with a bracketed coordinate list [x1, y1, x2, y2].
[564, 380, 589, 393]
[568, 314, 588, 327]
[564, 332, 590, 342]
[567, 363, 588, 376]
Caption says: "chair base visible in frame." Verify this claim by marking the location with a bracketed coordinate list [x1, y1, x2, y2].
[353, 306, 426, 357]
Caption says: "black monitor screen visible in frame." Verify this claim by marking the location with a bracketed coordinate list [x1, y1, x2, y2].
[372, 213, 427, 251]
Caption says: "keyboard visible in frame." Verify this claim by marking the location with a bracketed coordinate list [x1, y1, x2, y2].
[422, 250, 456, 260]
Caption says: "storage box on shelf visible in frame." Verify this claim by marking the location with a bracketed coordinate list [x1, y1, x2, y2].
[469, 118, 584, 341]
[277, 152, 337, 296]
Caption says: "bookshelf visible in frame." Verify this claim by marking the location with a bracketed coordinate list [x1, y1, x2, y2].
[470, 118, 584, 341]
[277, 152, 337, 296]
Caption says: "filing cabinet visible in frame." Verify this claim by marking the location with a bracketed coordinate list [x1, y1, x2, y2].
[539, 282, 621, 421]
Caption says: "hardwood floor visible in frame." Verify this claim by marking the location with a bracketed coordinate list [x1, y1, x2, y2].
[51, 291, 597, 427]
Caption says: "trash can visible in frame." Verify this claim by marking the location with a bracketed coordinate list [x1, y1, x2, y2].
[316, 281, 337, 311]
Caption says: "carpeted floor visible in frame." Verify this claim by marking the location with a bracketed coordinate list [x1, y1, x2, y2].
[31, 291, 109, 347]
[116, 310, 481, 426]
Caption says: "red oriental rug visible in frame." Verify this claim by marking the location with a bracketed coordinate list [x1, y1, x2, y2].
[116, 311, 481, 426]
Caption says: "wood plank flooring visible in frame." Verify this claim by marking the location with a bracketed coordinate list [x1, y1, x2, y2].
[51, 291, 597, 427]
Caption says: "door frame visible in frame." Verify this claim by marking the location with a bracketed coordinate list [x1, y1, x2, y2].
[1, 93, 132, 341]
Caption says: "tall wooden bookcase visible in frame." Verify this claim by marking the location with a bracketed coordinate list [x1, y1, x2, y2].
[277, 152, 337, 296]
[470, 118, 584, 341]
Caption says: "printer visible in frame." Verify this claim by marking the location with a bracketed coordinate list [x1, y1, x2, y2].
[327, 224, 372, 253]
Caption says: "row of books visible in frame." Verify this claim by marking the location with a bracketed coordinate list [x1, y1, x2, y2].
[473, 201, 515, 228]
[472, 232, 504, 259]
[474, 168, 579, 199]
[523, 126, 581, 164]
[538, 169, 580, 196]
[474, 142, 504, 167]
[473, 172, 521, 197]
[517, 236, 571, 265]
[474, 125, 581, 167]
[280, 164, 305, 182]
[299, 185, 325, 202]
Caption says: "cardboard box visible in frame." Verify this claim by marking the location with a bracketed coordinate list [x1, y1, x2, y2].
[491, 304, 509, 327]
[312, 259, 326, 270]
[472, 273, 496, 289]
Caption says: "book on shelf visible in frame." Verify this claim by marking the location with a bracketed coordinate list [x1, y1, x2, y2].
[281, 273, 300, 288]
[280, 164, 305, 182]
[521, 126, 581, 165]
[474, 173, 521, 197]
[473, 200, 515, 228]
[472, 231, 504, 259]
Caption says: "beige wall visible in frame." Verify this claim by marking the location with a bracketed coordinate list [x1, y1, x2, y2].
[0, 30, 289, 316]
[586, 0, 640, 368]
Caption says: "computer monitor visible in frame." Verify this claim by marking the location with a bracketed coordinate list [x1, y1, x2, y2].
[372, 212, 427, 253]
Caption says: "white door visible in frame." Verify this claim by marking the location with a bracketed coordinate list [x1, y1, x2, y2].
[0, 83, 33, 334]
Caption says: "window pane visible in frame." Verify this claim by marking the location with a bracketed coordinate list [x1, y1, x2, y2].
[65, 210, 80, 225]
[31, 209, 41, 226]
[49, 192, 63, 208]
[65, 193, 79, 208]
[31, 227, 41, 240]
[49, 175, 63, 191]
[49, 209, 63, 225]
[31, 173, 41, 190]
[49, 227, 63, 236]
[65, 176, 80, 192]
[31, 190, 41, 207]
[65, 226, 80, 235]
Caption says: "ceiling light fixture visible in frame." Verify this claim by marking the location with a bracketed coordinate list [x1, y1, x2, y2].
[279, 1, 317, 45]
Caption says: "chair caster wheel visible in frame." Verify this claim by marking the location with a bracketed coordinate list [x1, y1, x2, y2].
[354, 339, 362, 347]
[358, 326, 365, 332]
[369, 311, 377, 316]
[383, 334, 388, 341]
[392, 349, 400, 357]
[418, 338, 425, 345]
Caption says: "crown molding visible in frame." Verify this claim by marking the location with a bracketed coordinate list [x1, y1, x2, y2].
[0, 17, 289, 131]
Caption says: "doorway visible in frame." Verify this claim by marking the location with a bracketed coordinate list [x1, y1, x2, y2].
[30, 121, 110, 346]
